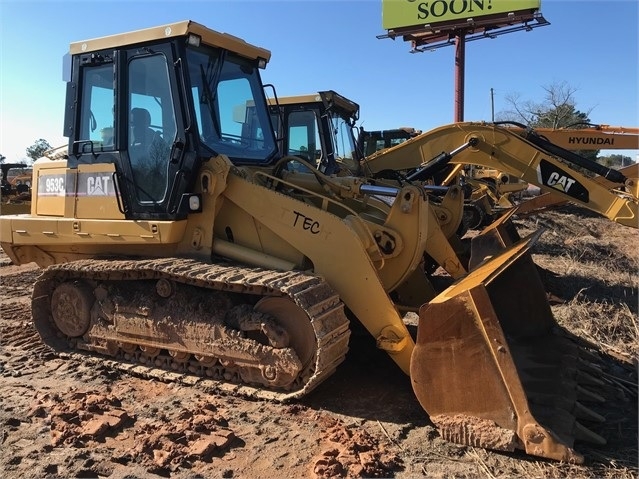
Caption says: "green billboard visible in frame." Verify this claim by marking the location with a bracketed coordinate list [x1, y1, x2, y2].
[382, 0, 541, 30]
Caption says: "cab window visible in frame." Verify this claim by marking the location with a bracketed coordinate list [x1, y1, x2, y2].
[79, 64, 115, 151]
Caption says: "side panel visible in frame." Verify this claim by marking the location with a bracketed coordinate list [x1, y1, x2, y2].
[75, 163, 124, 219]
[35, 165, 74, 217]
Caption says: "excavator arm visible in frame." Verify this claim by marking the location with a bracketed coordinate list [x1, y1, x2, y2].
[363, 122, 638, 228]
[510, 124, 639, 151]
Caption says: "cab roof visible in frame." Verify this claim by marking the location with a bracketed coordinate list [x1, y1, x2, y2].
[270, 91, 359, 118]
[69, 20, 271, 63]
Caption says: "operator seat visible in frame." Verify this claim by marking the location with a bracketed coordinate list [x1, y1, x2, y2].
[129, 107, 168, 201]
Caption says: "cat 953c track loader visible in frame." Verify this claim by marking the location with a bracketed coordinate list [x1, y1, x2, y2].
[0, 20, 612, 463]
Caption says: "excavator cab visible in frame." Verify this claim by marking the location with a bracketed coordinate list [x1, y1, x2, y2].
[358, 127, 422, 156]
[0, 21, 611, 464]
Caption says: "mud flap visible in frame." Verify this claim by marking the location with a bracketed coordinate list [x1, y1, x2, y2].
[410, 230, 604, 463]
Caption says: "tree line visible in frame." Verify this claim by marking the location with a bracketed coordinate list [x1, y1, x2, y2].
[497, 80, 634, 168]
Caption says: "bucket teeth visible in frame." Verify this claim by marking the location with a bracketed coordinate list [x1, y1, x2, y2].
[577, 385, 606, 403]
[528, 394, 605, 423]
[574, 421, 607, 446]
[577, 369, 605, 387]
[533, 405, 607, 447]
[578, 357, 603, 375]
[573, 401, 605, 423]
[502, 331, 609, 450]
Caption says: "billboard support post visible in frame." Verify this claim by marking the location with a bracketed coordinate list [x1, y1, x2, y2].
[454, 33, 465, 122]
[380, 1, 549, 123]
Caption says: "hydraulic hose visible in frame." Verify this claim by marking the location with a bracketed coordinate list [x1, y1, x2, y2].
[494, 122, 628, 184]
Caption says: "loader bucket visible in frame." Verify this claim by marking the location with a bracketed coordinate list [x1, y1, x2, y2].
[467, 207, 521, 271]
[410, 230, 605, 463]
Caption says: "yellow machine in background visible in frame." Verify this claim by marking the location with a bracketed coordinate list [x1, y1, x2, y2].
[357, 125, 530, 226]
[515, 123, 639, 151]
[267, 91, 637, 230]
[1, 163, 32, 215]
[363, 123, 638, 229]
[268, 91, 518, 231]
[358, 127, 422, 156]
[0, 21, 622, 463]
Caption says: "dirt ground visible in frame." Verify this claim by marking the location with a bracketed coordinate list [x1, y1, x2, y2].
[1, 205, 637, 479]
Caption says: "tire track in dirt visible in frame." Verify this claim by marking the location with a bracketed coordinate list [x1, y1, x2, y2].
[0, 264, 39, 302]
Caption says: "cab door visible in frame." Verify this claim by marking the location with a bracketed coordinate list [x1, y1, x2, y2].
[66, 43, 195, 221]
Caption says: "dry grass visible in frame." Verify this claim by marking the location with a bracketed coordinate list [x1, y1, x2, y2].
[554, 299, 638, 360]
[503, 204, 639, 479]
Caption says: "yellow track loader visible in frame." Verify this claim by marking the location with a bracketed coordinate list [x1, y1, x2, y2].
[0, 20, 613, 463]
[267, 91, 504, 232]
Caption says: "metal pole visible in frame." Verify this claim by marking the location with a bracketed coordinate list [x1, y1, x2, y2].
[490, 88, 495, 122]
[454, 32, 466, 122]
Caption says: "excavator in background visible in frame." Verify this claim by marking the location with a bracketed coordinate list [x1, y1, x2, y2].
[466, 124, 638, 190]
[0, 20, 620, 463]
[359, 126, 530, 222]
[347, 117, 638, 229]
[500, 123, 639, 217]
[362, 122, 638, 230]
[267, 87, 638, 230]
[1, 163, 32, 215]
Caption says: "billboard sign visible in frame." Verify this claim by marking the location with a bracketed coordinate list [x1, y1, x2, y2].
[382, 0, 541, 31]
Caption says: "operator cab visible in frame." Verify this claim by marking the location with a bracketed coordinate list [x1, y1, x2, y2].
[63, 21, 277, 220]
[267, 91, 361, 175]
[358, 127, 422, 157]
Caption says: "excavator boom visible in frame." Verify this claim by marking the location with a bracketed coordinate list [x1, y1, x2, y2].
[502, 124, 638, 217]
[363, 122, 638, 228]
[509, 124, 639, 151]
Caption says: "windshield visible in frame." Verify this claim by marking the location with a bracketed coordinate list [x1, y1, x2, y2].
[329, 110, 358, 163]
[185, 45, 277, 163]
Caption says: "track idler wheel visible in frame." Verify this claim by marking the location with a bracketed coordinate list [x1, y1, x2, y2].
[254, 297, 316, 370]
[50, 281, 94, 337]
[234, 297, 317, 388]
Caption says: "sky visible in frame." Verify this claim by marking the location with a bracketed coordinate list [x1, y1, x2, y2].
[1, 0, 638, 163]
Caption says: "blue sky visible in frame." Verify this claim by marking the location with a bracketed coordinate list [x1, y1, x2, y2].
[1, 0, 637, 162]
